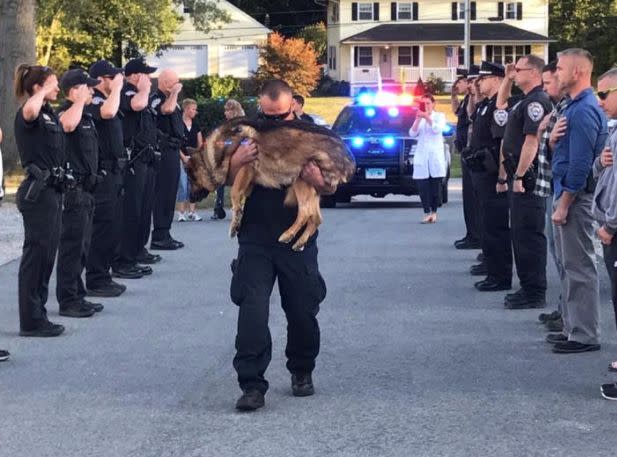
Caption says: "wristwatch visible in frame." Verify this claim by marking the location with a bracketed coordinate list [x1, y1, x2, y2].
[497, 177, 507, 185]
[513, 173, 524, 181]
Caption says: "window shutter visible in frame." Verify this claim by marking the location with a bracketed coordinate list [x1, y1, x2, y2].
[391, 2, 397, 20]
[452, 2, 458, 20]
[413, 2, 419, 20]
[374, 2, 380, 21]
[498, 2, 504, 20]
[525, 45, 531, 55]
[354, 47, 358, 67]
[486, 46, 493, 61]
[516, 2, 523, 20]
[352, 2, 358, 21]
[470, 2, 477, 20]
[470, 46, 475, 64]
[413, 46, 419, 66]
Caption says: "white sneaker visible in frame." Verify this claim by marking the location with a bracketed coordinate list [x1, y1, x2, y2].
[178, 212, 187, 222]
[188, 212, 203, 221]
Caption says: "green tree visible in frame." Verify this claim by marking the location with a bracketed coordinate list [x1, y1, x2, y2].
[253, 32, 320, 97]
[549, 0, 617, 73]
[296, 22, 326, 64]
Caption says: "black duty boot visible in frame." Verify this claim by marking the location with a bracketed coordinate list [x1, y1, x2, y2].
[235, 389, 265, 411]
[20, 319, 65, 337]
[291, 373, 315, 397]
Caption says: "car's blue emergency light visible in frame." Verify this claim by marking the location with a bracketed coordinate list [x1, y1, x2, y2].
[351, 137, 365, 148]
[365, 107, 376, 118]
[382, 136, 396, 148]
[355, 91, 414, 107]
[388, 107, 399, 118]
[442, 123, 455, 137]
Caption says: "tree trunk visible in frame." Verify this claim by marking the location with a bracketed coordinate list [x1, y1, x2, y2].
[0, 0, 37, 172]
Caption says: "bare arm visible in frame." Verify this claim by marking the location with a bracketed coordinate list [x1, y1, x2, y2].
[22, 89, 49, 122]
[59, 101, 86, 133]
[161, 83, 182, 115]
[100, 74, 123, 120]
[515, 134, 540, 176]
[496, 78, 513, 110]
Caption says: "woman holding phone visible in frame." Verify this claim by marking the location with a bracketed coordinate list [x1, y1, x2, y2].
[409, 93, 447, 223]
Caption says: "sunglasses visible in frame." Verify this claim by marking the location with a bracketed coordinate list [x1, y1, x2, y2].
[260, 109, 292, 121]
[597, 87, 617, 101]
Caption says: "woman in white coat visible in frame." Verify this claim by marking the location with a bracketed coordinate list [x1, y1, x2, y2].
[409, 93, 447, 223]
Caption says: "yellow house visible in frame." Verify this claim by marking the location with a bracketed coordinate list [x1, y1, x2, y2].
[325, 0, 550, 94]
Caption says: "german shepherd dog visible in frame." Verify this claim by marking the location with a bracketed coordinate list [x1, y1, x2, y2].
[186, 118, 356, 251]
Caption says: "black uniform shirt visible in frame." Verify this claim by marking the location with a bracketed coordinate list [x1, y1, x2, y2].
[183, 119, 201, 149]
[85, 89, 125, 162]
[120, 83, 157, 149]
[299, 113, 315, 123]
[151, 89, 184, 141]
[14, 103, 64, 170]
[57, 101, 98, 177]
[470, 95, 502, 155]
[238, 185, 317, 248]
[455, 94, 470, 149]
[501, 85, 552, 163]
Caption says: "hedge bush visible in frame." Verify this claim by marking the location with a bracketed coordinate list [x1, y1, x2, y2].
[182, 74, 244, 101]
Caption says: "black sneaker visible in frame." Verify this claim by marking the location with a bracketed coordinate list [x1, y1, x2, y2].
[83, 299, 104, 313]
[552, 341, 601, 354]
[291, 373, 315, 397]
[454, 239, 481, 250]
[601, 383, 617, 401]
[87, 283, 125, 297]
[505, 288, 525, 302]
[112, 266, 144, 279]
[20, 320, 65, 337]
[545, 333, 567, 344]
[136, 252, 161, 264]
[109, 281, 127, 292]
[135, 264, 153, 276]
[469, 263, 488, 276]
[235, 389, 265, 411]
[505, 299, 546, 310]
[539, 310, 561, 323]
[59, 303, 96, 318]
[0, 350, 9, 362]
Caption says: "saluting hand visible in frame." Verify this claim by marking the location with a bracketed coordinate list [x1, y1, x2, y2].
[505, 63, 516, 81]
[111, 73, 124, 92]
[137, 74, 152, 92]
[75, 84, 91, 104]
[42, 77, 59, 96]
[171, 82, 183, 95]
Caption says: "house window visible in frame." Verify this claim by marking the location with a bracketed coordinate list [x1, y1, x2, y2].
[358, 3, 373, 20]
[183, 0, 193, 13]
[452, 2, 476, 20]
[398, 3, 412, 20]
[328, 46, 337, 70]
[458, 2, 465, 19]
[355, 47, 373, 66]
[506, 2, 516, 19]
[457, 47, 476, 66]
[398, 46, 419, 66]
[331, 3, 339, 22]
[486, 45, 531, 64]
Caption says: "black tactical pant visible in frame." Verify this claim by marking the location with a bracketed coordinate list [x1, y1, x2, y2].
[231, 243, 327, 394]
[472, 172, 512, 282]
[140, 163, 157, 252]
[511, 190, 547, 298]
[461, 157, 481, 242]
[602, 242, 617, 331]
[115, 161, 147, 267]
[56, 188, 95, 308]
[16, 183, 62, 329]
[152, 145, 180, 243]
[86, 171, 123, 288]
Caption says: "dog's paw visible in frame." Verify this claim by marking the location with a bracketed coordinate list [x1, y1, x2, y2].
[292, 242, 305, 252]
[278, 232, 294, 244]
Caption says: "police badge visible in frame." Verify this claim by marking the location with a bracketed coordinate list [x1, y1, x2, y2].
[527, 102, 545, 122]
[493, 109, 508, 127]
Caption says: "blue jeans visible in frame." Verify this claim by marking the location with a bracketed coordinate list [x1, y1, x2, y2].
[177, 165, 190, 203]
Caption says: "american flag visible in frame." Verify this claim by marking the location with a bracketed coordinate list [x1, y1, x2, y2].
[446, 46, 459, 68]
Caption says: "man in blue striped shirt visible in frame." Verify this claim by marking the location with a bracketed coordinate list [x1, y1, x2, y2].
[549, 48, 608, 354]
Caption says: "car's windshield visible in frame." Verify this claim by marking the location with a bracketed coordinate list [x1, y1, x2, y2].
[332, 106, 417, 135]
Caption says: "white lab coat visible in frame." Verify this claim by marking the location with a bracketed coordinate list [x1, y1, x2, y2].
[408, 111, 447, 179]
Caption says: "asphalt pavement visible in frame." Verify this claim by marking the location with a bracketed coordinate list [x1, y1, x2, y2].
[1, 186, 617, 457]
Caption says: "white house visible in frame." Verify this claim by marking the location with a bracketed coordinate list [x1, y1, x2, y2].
[326, 0, 551, 94]
[145, 1, 271, 79]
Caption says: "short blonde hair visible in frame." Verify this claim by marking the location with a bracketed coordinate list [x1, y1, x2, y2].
[224, 99, 245, 118]
[182, 98, 198, 109]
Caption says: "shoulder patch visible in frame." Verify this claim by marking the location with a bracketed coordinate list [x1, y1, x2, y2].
[527, 102, 545, 122]
[92, 96, 104, 105]
[125, 90, 137, 96]
[151, 98, 162, 109]
[493, 109, 508, 127]
[42, 113, 52, 122]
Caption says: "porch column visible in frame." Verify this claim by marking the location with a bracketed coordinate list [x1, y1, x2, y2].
[419, 45, 424, 80]
[544, 44, 549, 63]
[481, 45, 486, 61]
[349, 45, 354, 85]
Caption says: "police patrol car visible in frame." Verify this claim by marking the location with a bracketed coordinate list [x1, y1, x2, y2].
[323, 91, 454, 208]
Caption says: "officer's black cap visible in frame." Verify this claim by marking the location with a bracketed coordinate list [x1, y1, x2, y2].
[467, 65, 481, 79]
[456, 68, 469, 80]
[124, 57, 157, 76]
[479, 61, 505, 78]
[89, 60, 124, 79]
[60, 69, 100, 92]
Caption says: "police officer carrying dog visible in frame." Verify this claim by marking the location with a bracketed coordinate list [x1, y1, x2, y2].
[228, 80, 331, 411]
[496, 55, 553, 309]
[55, 69, 105, 318]
[149, 69, 185, 250]
[13, 64, 66, 337]
[466, 62, 513, 292]
[115, 57, 161, 270]
[85, 60, 131, 296]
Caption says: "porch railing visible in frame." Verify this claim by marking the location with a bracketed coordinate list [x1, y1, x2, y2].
[351, 67, 457, 85]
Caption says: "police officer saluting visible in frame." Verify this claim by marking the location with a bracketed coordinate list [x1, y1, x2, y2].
[55, 69, 104, 318]
[467, 61, 513, 292]
[149, 69, 185, 250]
[496, 55, 552, 309]
[85, 60, 130, 296]
[13, 64, 65, 337]
[114, 57, 161, 272]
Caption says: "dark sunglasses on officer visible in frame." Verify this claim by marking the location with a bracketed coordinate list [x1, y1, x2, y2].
[597, 87, 617, 101]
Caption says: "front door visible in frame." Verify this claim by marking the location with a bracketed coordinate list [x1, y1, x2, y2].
[379, 48, 392, 79]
